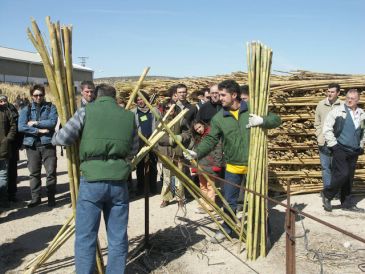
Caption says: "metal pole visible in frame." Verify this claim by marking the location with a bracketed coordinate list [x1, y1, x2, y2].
[286, 182, 296, 274]
[144, 154, 150, 249]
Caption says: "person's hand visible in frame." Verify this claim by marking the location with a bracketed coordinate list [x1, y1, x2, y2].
[27, 121, 38, 127]
[246, 114, 264, 128]
[329, 144, 339, 152]
[169, 135, 182, 146]
[38, 129, 49, 134]
[183, 149, 197, 161]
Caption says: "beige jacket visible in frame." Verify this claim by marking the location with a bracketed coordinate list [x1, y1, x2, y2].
[314, 98, 343, 146]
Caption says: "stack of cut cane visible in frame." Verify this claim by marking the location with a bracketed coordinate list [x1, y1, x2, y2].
[240, 41, 273, 260]
[25, 17, 105, 274]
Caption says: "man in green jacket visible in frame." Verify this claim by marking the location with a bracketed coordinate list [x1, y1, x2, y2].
[52, 84, 138, 274]
[184, 80, 281, 243]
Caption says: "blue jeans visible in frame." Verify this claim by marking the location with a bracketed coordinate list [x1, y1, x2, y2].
[0, 159, 8, 189]
[0, 159, 8, 202]
[222, 171, 246, 234]
[75, 177, 129, 274]
[319, 146, 332, 189]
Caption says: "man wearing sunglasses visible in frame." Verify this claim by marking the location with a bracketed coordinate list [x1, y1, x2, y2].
[18, 84, 58, 208]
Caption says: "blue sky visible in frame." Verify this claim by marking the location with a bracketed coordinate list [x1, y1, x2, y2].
[1, 0, 364, 78]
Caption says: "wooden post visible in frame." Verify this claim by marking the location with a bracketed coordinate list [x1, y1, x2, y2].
[286, 182, 296, 274]
[144, 154, 150, 249]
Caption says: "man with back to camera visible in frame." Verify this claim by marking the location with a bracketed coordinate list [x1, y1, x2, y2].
[322, 89, 365, 213]
[314, 83, 343, 193]
[184, 79, 281, 243]
[52, 84, 139, 273]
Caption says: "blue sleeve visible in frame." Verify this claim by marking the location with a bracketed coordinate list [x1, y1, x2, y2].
[18, 106, 39, 136]
[37, 104, 58, 129]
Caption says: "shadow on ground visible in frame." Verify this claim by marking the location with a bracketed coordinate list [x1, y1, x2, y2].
[268, 196, 307, 249]
[125, 216, 211, 273]
[0, 181, 71, 224]
[0, 225, 62, 272]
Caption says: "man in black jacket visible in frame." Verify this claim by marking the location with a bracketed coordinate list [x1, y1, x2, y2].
[0, 97, 16, 208]
[175, 83, 196, 125]
[195, 84, 222, 124]
[0, 95, 20, 202]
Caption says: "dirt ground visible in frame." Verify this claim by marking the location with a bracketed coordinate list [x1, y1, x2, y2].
[1, 149, 365, 274]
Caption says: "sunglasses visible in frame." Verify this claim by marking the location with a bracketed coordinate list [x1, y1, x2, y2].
[33, 94, 44, 97]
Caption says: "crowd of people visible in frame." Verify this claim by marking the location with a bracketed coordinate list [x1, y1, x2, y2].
[0, 79, 364, 273]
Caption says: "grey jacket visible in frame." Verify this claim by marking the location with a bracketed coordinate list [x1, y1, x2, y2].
[323, 103, 365, 148]
[130, 106, 159, 133]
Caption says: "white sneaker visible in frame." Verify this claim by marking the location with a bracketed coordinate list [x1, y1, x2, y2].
[210, 231, 226, 244]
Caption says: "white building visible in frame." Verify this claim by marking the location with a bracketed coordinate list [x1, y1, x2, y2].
[0, 46, 93, 90]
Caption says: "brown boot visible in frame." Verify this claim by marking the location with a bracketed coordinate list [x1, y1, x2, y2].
[160, 200, 169, 208]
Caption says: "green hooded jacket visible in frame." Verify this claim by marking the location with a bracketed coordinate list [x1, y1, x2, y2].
[196, 101, 281, 166]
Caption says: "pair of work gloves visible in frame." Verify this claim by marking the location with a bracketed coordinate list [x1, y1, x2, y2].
[183, 114, 263, 160]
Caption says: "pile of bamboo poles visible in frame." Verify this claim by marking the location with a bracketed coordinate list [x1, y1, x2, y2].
[12, 69, 365, 196]
[98, 70, 365, 197]
[24, 17, 105, 274]
[239, 42, 272, 260]
[110, 71, 365, 195]
[127, 85, 245, 243]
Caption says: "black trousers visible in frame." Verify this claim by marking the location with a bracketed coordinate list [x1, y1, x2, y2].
[26, 145, 57, 200]
[136, 151, 157, 194]
[7, 154, 18, 197]
[323, 145, 358, 206]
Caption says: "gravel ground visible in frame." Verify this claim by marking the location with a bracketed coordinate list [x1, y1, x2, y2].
[1, 149, 364, 274]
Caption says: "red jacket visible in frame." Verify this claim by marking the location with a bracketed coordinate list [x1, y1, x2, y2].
[191, 126, 223, 174]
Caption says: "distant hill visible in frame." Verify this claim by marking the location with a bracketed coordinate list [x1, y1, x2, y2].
[95, 75, 181, 84]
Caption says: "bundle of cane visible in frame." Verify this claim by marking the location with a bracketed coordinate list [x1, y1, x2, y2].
[133, 90, 244, 242]
[239, 41, 273, 260]
[25, 17, 105, 274]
